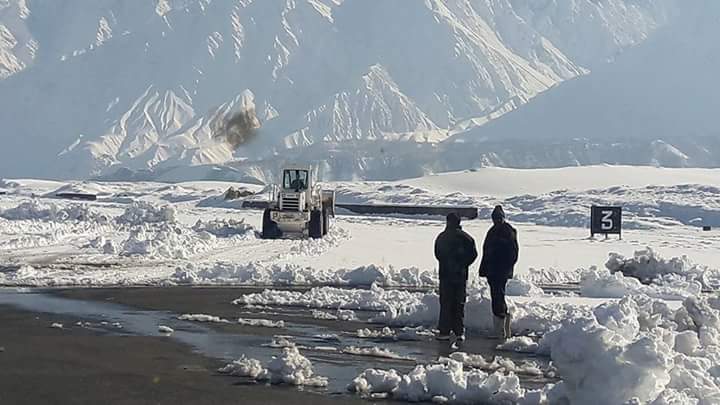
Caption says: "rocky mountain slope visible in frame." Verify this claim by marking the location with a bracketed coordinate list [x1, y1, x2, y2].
[0, 0, 680, 180]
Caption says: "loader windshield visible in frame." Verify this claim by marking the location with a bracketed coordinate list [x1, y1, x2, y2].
[283, 169, 309, 191]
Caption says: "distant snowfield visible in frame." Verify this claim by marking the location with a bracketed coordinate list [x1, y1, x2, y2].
[401, 165, 720, 197]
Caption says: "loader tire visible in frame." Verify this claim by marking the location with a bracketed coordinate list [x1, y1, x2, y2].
[262, 209, 280, 239]
[309, 209, 323, 239]
[321, 207, 330, 236]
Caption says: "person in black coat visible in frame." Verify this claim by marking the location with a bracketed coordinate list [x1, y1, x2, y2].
[479, 205, 519, 339]
[434, 213, 478, 341]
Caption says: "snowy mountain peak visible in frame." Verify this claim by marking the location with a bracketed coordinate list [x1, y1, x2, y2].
[0, 0, 689, 179]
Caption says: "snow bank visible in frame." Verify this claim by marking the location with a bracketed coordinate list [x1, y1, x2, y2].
[120, 225, 216, 260]
[0, 200, 109, 223]
[448, 353, 546, 378]
[581, 269, 702, 301]
[349, 359, 544, 403]
[312, 309, 357, 321]
[172, 262, 437, 287]
[116, 201, 176, 225]
[607, 248, 720, 290]
[537, 295, 720, 404]
[235, 285, 588, 335]
[521, 267, 583, 285]
[191, 218, 255, 238]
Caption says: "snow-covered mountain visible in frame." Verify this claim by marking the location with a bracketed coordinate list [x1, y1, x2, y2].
[453, 0, 720, 149]
[0, 0, 680, 180]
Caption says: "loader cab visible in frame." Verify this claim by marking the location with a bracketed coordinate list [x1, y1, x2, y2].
[282, 168, 310, 192]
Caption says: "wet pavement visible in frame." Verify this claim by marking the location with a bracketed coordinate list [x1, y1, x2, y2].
[0, 287, 556, 401]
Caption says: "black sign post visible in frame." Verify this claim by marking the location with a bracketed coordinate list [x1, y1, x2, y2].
[590, 206, 622, 239]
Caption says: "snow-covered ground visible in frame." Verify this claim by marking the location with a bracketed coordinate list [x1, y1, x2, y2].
[1, 165, 719, 403]
[2, 166, 718, 288]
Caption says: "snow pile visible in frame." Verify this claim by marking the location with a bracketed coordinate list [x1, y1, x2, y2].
[171, 262, 437, 287]
[349, 359, 544, 403]
[521, 267, 584, 286]
[581, 269, 702, 301]
[218, 356, 269, 379]
[237, 318, 284, 328]
[356, 326, 434, 341]
[286, 226, 351, 257]
[496, 337, 540, 354]
[339, 264, 436, 288]
[219, 347, 327, 387]
[50, 323, 63, 329]
[234, 284, 426, 313]
[265, 336, 296, 349]
[235, 285, 589, 335]
[115, 201, 176, 226]
[158, 325, 174, 334]
[607, 248, 720, 290]
[191, 218, 255, 238]
[311, 309, 357, 321]
[537, 295, 720, 404]
[87, 236, 118, 255]
[343, 346, 411, 361]
[178, 314, 230, 323]
[448, 353, 546, 378]
[348, 368, 402, 397]
[265, 346, 328, 387]
[0, 200, 108, 223]
[120, 225, 215, 259]
[506, 279, 545, 297]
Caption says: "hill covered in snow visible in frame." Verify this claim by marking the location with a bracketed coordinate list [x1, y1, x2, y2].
[452, 1, 720, 164]
[1, 0, 705, 181]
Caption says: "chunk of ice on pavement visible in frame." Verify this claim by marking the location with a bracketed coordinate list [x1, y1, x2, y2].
[158, 325, 174, 334]
[218, 355, 268, 379]
[237, 318, 284, 328]
[178, 314, 229, 323]
[343, 346, 411, 361]
[349, 368, 402, 395]
[496, 336, 539, 354]
[266, 346, 328, 387]
[349, 359, 535, 403]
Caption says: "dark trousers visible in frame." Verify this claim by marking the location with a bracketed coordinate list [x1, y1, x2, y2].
[438, 278, 467, 335]
[488, 277, 508, 318]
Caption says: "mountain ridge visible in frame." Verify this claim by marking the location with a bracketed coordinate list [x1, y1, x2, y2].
[0, 0, 677, 179]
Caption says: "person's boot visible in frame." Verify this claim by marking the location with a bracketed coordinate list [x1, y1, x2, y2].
[503, 313, 512, 340]
[491, 316, 504, 339]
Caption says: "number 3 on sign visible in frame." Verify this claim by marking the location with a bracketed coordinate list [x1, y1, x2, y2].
[600, 210, 614, 231]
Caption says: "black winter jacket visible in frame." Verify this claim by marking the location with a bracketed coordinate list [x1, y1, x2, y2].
[434, 225, 478, 283]
[479, 222, 519, 281]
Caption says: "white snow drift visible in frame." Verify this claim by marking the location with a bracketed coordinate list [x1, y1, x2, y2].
[219, 346, 327, 387]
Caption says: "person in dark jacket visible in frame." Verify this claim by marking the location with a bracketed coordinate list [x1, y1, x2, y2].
[434, 213, 478, 341]
[478, 205, 519, 340]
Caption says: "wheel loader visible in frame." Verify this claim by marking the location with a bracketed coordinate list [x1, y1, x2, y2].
[261, 166, 335, 239]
